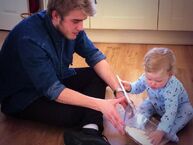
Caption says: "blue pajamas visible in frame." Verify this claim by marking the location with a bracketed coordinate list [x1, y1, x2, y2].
[138, 100, 193, 141]
[129, 74, 193, 141]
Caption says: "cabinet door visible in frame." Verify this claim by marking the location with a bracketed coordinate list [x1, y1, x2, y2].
[90, 0, 158, 30]
[0, 0, 28, 30]
[159, 0, 193, 31]
[84, 18, 90, 29]
[42, 0, 48, 9]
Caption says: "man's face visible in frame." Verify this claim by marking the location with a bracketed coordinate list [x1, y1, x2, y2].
[52, 9, 87, 40]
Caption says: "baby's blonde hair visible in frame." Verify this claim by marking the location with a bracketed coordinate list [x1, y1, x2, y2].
[144, 48, 176, 74]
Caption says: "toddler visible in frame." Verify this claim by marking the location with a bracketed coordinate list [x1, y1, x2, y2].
[123, 48, 193, 145]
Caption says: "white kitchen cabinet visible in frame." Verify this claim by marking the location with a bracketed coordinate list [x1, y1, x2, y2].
[41, 0, 48, 10]
[90, 0, 158, 30]
[158, 0, 193, 31]
[0, 0, 29, 30]
[1, 0, 193, 32]
[83, 19, 90, 29]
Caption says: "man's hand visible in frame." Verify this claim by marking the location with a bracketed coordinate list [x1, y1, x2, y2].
[97, 97, 126, 135]
[115, 91, 127, 108]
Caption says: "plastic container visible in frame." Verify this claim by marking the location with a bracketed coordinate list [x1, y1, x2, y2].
[124, 106, 168, 145]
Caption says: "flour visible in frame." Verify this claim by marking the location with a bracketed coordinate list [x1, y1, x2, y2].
[125, 126, 152, 145]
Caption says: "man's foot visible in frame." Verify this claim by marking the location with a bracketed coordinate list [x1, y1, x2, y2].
[63, 128, 111, 145]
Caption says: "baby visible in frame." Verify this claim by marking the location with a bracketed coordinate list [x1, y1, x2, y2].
[123, 47, 193, 145]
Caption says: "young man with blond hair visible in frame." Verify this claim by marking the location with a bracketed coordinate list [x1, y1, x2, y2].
[0, 0, 126, 145]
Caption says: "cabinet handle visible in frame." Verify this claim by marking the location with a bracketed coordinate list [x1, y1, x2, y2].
[20, 13, 31, 19]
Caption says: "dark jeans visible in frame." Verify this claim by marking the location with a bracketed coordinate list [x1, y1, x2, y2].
[16, 67, 107, 132]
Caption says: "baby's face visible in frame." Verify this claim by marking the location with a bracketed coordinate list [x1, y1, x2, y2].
[145, 70, 171, 89]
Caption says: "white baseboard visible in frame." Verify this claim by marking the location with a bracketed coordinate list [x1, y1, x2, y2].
[85, 29, 193, 45]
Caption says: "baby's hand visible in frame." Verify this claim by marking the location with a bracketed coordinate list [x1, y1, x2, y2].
[148, 130, 165, 145]
[121, 80, 131, 92]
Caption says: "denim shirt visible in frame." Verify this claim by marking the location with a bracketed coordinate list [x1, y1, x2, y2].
[0, 10, 106, 113]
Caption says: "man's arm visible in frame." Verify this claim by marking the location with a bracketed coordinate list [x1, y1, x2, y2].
[93, 59, 127, 108]
[56, 86, 125, 134]
[93, 59, 121, 94]
[56, 87, 101, 111]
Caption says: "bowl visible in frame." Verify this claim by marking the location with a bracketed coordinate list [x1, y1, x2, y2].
[124, 105, 168, 145]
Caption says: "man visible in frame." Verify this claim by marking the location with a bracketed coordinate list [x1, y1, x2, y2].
[0, 0, 125, 145]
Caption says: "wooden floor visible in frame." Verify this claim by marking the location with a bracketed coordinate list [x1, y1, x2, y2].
[0, 30, 193, 145]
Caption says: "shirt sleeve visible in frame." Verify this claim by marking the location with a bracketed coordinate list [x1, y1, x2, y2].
[157, 78, 181, 133]
[130, 74, 146, 94]
[18, 37, 65, 100]
[74, 31, 106, 67]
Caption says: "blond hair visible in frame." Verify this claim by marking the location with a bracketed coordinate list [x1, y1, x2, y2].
[144, 48, 176, 74]
[47, 0, 96, 19]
